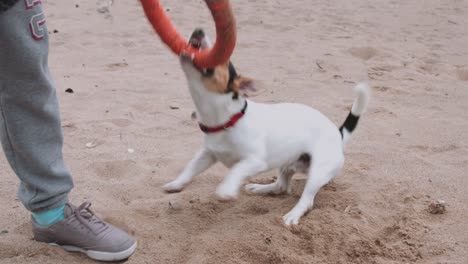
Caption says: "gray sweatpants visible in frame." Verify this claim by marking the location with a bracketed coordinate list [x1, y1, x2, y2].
[0, 0, 73, 213]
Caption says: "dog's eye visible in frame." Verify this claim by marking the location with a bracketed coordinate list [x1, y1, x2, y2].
[202, 68, 214, 77]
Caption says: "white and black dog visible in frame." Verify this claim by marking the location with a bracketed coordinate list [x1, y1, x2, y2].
[163, 29, 370, 225]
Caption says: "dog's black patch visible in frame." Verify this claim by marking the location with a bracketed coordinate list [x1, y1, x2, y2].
[339, 112, 360, 137]
[226, 61, 239, 99]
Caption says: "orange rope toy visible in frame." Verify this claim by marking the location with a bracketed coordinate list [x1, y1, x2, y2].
[140, 0, 237, 69]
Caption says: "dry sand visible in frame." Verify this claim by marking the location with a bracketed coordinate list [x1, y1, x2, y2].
[1, 0, 467, 263]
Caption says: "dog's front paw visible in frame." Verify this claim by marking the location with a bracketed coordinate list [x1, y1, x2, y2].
[215, 184, 239, 201]
[162, 180, 186, 193]
[282, 207, 307, 226]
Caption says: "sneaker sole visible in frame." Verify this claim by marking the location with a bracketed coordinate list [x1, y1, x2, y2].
[49, 241, 137, 261]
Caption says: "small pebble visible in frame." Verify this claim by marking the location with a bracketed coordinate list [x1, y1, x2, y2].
[65, 88, 74, 93]
[428, 200, 446, 214]
[0, 230, 8, 235]
[169, 105, 180, 110]
[86, 142, 97, 148]
[53, 29, 59, 33]
[344, 205, 351, 213]
[127, 148, 135, 153]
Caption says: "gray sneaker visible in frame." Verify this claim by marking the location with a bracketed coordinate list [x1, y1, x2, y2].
[32, 202, 137, 262]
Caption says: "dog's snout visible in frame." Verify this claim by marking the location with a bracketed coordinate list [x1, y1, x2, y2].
[189, 28, 206, 49]
[190, 28, 205, 40]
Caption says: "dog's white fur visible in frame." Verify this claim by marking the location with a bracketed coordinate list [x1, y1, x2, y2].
[163, 33, 370, 225]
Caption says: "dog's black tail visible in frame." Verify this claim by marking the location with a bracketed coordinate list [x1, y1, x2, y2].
[339, 83, 370, 144]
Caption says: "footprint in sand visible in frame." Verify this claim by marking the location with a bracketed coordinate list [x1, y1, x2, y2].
[349, 47, 377, 60]
[243, 204, 270, 215]
[190, 200, 227, 221]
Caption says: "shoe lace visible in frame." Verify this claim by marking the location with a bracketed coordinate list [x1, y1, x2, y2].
[73, 202, 108, 235]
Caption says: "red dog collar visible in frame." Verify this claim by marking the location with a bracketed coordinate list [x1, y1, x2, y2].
[199, 101, 248, 133]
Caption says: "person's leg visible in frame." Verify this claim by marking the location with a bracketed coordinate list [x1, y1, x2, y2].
[0, 2, 137, 260]
[0, 0, 73, 217]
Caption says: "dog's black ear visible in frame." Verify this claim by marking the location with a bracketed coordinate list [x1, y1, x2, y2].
[233, 76, 256, 97]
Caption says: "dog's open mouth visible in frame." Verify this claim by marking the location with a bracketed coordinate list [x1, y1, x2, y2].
[189, 38, 202, 49]
[189, 28, 206, 50]
[188, 29, 214, 76]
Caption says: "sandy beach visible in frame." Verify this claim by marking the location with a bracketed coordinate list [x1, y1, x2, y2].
[0, 0, 467, 263]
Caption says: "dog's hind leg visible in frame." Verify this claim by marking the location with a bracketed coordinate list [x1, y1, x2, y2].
[245, 166, 295, 195]
[282, 153, 344, 226]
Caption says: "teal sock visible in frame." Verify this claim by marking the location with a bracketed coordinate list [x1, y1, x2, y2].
[32, 205, 65, 226]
